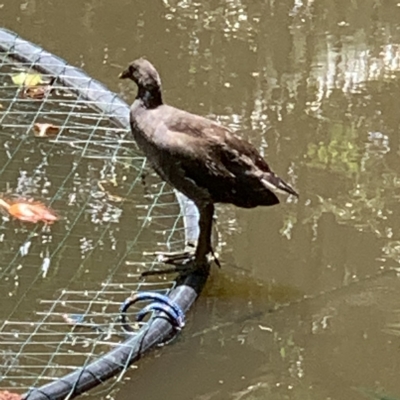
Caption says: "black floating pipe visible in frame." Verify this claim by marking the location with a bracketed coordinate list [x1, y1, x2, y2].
[0, 28, 207, 400]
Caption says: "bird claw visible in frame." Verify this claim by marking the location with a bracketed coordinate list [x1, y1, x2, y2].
[143, 248, 195, 266]
[141, 248, 220, 277]
[140, 263, 198, 277]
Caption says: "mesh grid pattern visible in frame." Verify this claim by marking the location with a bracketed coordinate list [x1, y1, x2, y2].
[0, 45, 188, 392]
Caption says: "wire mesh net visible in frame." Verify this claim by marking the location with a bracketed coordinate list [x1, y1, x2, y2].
[0, 34, 193, 396]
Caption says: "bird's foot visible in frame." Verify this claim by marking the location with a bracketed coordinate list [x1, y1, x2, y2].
[141, 258, 210, 277]
[143, 244, 196, 266]
[141, 246, 220, 278]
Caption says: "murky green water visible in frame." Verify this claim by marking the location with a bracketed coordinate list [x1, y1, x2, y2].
[2, 0, 400, 399]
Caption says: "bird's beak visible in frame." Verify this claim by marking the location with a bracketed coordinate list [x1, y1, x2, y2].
[118, 69, 130, 79]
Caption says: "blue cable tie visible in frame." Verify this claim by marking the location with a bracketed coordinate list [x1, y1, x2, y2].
[137, 303, 185, 329]
[120, 291, 185, 330]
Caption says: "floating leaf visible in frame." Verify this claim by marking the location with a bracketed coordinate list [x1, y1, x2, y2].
[11, 72, 43, 87]
[33, 123, 60, 138]
[280, 347, 286, 359]
[0, 198, 59, 224]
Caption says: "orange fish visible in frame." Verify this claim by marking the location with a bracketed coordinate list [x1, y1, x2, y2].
[0, 198, 58, 224]
[0, 391, 22, 400]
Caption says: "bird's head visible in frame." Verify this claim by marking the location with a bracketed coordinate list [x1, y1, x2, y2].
[119, 58, 161, 92]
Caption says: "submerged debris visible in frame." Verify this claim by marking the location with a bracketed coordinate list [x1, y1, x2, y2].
[97, 180, 126, 202]
[33, 122, 60, 138]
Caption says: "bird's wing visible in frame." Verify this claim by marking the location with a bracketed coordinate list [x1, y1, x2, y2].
[163, 109, 270, 168]
[161, 112, 272, 178]
[153, 121, 235, 179]
[217, 133, 298, 197]
[149, 107, 297, 198]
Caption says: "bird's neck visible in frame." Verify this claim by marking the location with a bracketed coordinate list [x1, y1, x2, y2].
[137, 87, 163, 109]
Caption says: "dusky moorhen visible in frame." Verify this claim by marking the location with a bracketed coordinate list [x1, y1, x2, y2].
[119, 58, 298, 276]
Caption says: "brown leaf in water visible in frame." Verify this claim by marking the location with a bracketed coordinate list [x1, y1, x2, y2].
[20, 77, 55, 99]
[33, 123, 60, 138]
[23, 84, 52, 99]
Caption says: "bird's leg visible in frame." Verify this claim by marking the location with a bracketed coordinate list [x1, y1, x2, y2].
[143, 203, 214, 265]
[194, 203, 214, 268]
[141, 203, 217, 277]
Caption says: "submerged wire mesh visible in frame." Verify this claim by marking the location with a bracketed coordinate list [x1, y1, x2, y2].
[0, 28, 204, 399]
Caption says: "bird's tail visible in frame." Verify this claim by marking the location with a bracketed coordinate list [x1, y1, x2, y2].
[261, 173, 299, 198]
